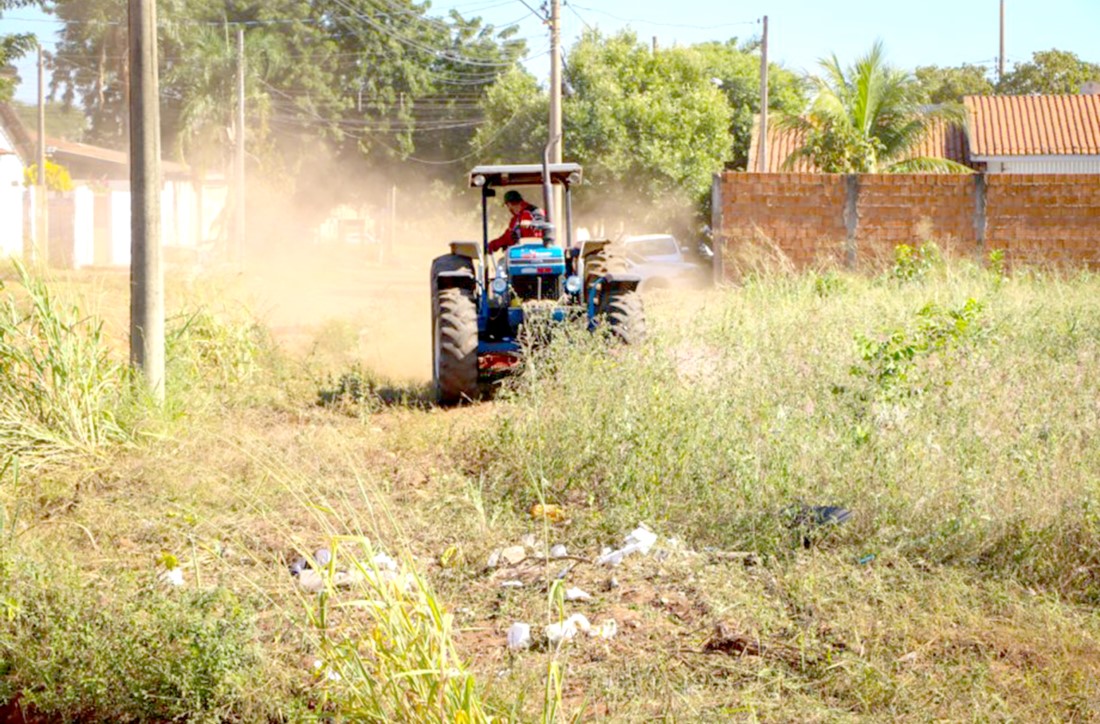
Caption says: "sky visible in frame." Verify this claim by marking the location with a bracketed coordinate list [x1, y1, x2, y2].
[3, 0, 1099, 103]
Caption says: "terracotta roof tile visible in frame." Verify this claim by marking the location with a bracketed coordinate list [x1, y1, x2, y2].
[964, 94, 1100, 156]
[747, 116, 970, 172]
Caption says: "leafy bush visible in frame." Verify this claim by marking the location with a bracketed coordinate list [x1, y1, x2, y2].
[0, 560, 269, 722]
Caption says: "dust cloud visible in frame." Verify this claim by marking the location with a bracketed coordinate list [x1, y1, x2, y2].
[220, 156, 707, 381]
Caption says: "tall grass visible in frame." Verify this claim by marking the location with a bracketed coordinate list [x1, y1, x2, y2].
[0, 262, 128, 467]
[471, 259, 1100, 599]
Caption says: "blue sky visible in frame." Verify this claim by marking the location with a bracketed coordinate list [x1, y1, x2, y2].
[3, 0, 1099, 103]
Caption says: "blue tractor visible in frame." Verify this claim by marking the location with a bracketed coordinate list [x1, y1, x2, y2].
[430, 162, 645, 404]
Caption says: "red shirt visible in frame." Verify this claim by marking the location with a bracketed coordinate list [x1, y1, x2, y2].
[489, 202, 545, 253]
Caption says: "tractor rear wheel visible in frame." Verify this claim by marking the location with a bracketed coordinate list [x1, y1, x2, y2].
[605, 288, 646, 345]
[433, 288, 479, 404]
[582, 248, 626, 290]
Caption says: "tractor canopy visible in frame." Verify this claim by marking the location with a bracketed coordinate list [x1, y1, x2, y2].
[468, 163, 582, 189]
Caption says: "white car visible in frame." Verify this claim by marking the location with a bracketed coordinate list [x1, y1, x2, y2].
[617, 234, 712, 291]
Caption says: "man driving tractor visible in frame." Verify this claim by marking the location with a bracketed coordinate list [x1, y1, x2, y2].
[488, 190, 546, 253]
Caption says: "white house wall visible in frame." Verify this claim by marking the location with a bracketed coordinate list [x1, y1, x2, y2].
[982, 157, 1100, 174]
[0, 126, 25, 258]
[72, 186, 94, 268]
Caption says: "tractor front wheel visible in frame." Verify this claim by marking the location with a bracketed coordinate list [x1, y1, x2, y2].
[433, 288, 479, 404]
[605, 288, 646, 345]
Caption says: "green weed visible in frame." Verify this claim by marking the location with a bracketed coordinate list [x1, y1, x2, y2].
[0, 262, 128, 469]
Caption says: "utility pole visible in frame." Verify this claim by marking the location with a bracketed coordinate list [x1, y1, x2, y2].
[757, 15, 769, 173]
[128, 0, 165, 400]
[548, 0, 562, 220]
[998, 0, 1005, 83]
[35, 43, 47, 264]
[235, 27, 246, 264]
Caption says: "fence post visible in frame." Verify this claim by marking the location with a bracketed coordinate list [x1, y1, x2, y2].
[973, 173, 987, 261]
[843, 174, 860, 269]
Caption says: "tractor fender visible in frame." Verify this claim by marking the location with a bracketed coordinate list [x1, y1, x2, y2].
[592, 273, 641, 314]
[435, 269, 477, 294]
[431, 254, 478, 296]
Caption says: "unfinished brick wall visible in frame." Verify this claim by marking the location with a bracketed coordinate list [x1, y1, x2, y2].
[715, 173, 848, 269]
[986, 175, 1100, 266]
[856, 175, 976, 264]
[714, 172, 1100, 277]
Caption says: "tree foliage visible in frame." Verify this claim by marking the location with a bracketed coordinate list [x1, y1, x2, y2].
[692, 39, 805, 170]
[563, 30, 733, 209]
[996, 49, 1100, 95]
[0, 0, 40, 101]
[44, 0, 525, 181]
[781, 42, 969, 174]
[915, 63, 994, 104]
[916, 49, 1100, 103]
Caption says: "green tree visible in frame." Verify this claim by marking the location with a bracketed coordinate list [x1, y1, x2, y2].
[915, 63, 994, 104]
[0, 1, 40, 101]
[45, 0, 524, 173]
[997, 49, 1100, 95]
[693, 39, 805, 170]
[564, 30, 733, 217]
[781, 41, 970, 173]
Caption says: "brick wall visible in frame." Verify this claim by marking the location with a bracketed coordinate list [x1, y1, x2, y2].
[714, 172, 1100, 277]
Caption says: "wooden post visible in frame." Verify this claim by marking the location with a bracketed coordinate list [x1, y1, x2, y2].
[35, 43, 48, 265]
[128, 0, 165, 400]
[235, 27, 246, 263]
[757, 16, 769, 173]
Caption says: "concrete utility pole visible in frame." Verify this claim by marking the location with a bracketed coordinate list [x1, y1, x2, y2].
[128, 0, 165, 400]
[548, 0, 563, 220]
[35, 43, 47, 264]
[757, 15, 769, 173]
[998, 0, 1006, 83]
[235, 27, 246, 263]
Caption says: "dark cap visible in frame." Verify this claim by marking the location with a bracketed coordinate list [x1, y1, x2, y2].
[503, 190, 524, 203]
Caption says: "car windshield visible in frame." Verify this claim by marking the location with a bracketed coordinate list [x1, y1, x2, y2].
[626, 236, 679, 258]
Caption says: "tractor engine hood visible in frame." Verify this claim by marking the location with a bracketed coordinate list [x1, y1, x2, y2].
[506, 244, 566, 276]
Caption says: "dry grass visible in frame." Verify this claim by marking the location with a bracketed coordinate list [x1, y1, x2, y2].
[3, 253, 1100, 721]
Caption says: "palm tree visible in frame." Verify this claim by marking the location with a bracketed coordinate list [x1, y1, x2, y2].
[779, 41, 970, 173]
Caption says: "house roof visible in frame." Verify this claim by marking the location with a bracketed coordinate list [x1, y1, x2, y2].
[746, 116, 971, 172]
[28, 133, 190, 177]
[964, 94, 1100, 157]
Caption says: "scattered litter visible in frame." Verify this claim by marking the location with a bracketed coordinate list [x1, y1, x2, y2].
[788, 505, 852, 547]
[549, 544, 568, 559]
[605, 576, 620, 590]
[590, 619, 618, 640]
[507, 623, 532, 650]
[372, 552, 398, 571]
[297, 570, 324, 592]
[487, 550, 501, 569]
[288, 557, 308, 576]
[500, 545, 527, 566]
[596, 525, 658, 566]
[564, 587, 592, 602]
[520, 534, 537, 548]
[545, 614, 591, 644]
[159, 568, 184, 587]
[312, 659, 341, 682]
[500, 580, 524, 589]
[314, 548, 332, 568]
[530, 503, 567, 523]
[858, 553, 876, 565]
[791, 505, 851, 527]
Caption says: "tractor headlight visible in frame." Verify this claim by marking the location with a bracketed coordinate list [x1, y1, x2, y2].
[472, 174, 487, 187]
[491, 276, 509, 295]
[564, 275, 582, 295]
